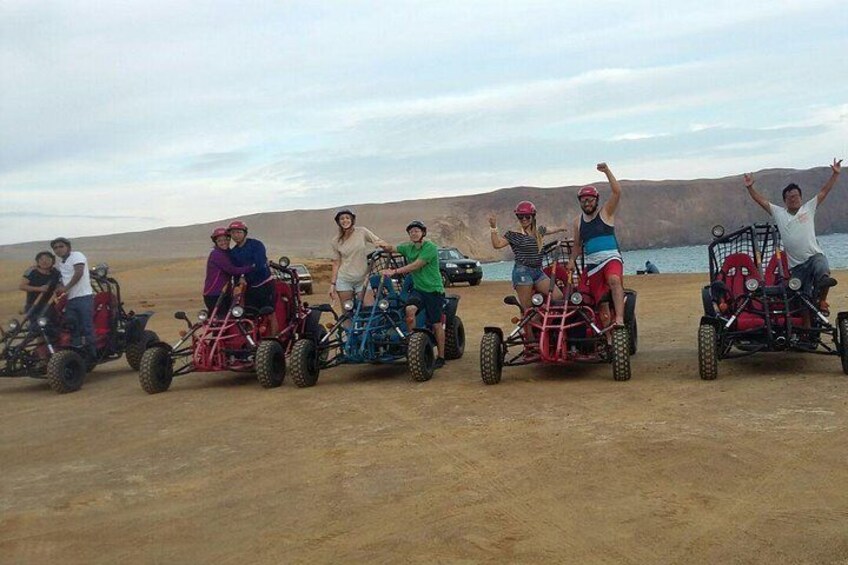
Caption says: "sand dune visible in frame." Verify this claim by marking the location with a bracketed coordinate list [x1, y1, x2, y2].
[1, 258, 847, 562]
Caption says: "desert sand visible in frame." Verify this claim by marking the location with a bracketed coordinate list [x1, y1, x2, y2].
[1, 259, 847, 563]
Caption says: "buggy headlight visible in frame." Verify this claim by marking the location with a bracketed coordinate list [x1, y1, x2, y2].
[378, 299, 389, 311]
[231, 305, 244, 318]
[531, 293, 544, 306]
[37, 317, 49, 328]
[711, 225, 725, 238]
[570, 292, 583, 305]
[788, 277, 802, 291]
[745, 278, 760, 292]
[343, 299, 354, 311]
[197, 310, 209, 322]
[8, 319, 20, 332]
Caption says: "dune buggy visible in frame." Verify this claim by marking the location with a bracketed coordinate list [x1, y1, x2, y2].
[698, 223, 847, 379]
[479, 239, 637, 384]
[138, 257, 322, 394]
[0, 264, 157, 394]
[287, 250, 465, 386]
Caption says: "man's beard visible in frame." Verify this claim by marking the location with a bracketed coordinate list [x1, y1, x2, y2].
[582, 202, 598, 215]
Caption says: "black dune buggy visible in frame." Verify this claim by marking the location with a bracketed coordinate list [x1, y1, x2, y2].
[698, 223, 848, 379]
[287, 249, 465, 386]
[480, 239, 637, 384]
[137, 257, 322, 393]
[0, 264, 157, 393]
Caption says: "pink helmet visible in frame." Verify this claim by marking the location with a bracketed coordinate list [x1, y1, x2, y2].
[210, 227, 230, 241]
[514, 201, 537, 216]
[578, 185, 600, 200]
[227, 220, 248, 233]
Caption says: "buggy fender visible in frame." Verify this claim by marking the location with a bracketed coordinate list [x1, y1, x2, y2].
[699, 316, 724, 329]
[411, 327, 436, 345]
[623, 290, 637, 323]
[125, 311, 154, 342]
[443, 294, 461, 320]
[483, 326, 504, 341]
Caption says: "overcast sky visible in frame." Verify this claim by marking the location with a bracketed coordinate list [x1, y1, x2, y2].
[1, 0, 846, 245]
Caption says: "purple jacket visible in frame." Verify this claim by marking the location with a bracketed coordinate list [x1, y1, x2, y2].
[203, 248, 254, 296]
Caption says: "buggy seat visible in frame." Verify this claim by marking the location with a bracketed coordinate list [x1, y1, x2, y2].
[716, 253, 762, 300]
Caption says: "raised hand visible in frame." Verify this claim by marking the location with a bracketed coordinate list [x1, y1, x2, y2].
[744, 173, 754, 188]
[487, 214, 497, 229]
[831, 158, 843, 174]
[596, 162, 610, 174]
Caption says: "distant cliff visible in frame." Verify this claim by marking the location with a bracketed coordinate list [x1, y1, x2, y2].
[2, 167, 845, 263]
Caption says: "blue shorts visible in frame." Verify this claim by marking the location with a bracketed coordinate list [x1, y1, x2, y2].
[511, 264, 548, 287]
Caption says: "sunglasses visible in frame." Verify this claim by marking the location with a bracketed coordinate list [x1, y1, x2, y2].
[515, 214, 533, 220]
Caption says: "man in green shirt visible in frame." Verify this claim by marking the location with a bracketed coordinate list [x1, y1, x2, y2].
[380, 220, 446, 369]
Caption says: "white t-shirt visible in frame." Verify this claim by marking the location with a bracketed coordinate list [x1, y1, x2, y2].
[330, 226, 382, 283]
[58, 251, 93, 300]
[769, 197, 822, 268]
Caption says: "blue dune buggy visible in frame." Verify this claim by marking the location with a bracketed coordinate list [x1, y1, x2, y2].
[287, 250, 465, 385]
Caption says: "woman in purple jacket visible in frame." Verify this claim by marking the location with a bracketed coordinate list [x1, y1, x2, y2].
[203, 227, 254, 313]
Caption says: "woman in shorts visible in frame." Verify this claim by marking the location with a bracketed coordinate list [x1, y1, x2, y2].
[329, 208, 386, 306]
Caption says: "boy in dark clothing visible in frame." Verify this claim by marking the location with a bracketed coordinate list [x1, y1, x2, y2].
[19, 251, 60, 315]
[227, 220, 278, 334]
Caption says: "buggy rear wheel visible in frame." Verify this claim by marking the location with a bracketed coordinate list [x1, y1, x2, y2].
[125, 329, 159, 371]
[289, 338, 320, 388]
[698, 323, 719, 380]
[839, 317, 848, 375]
[255, 340, 286, 388]
[611, 326, 631, 381]
[47, 350, 85, 394]
[139, 346, 174, 394]
[407, 331, 435, 382]
[445, 316, 466, 360]
[480, 332, 503, 385]
[628, 318, 638, 356]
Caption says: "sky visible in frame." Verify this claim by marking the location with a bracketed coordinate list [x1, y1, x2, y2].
[1, 0, 846, 245]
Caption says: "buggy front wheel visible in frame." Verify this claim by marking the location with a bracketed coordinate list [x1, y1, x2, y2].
[611, 326, 631, 381]
[480, 332, 503, 385]
[407, 332, 435, 382]
[47, 350, 86, 394]
[698, 323, 719, 380]
[289, 338, 320, 388]
[255, 340, 286, 388]
[139, 346, 174, 394]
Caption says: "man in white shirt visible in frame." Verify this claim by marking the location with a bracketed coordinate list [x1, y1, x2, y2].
[50, 237, 96, 360]
[743, 158, 842, 316]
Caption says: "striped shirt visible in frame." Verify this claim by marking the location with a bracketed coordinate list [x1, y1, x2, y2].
[504, 226, 547, 268]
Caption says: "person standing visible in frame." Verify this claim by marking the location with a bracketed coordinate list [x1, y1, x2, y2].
[19, 251, 60, 315]
[329, 208, 386, 306]
[743, 158, 842, 315]
[228, 220, 277, 333]
[203, 227, 254, 313]
[50, 238, 96, 360]
[567, 163, 625, 328]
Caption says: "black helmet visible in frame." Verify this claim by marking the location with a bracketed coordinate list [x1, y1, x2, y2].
[406, 220, 427, 235]
[334, 208, 356, 225]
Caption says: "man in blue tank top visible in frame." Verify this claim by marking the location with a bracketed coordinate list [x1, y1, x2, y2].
[566, 163, 625, 328]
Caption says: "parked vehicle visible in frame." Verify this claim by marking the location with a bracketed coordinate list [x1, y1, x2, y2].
[287, 250, 465, 386]
[1, 264, 156, 393]
[698, 223, 847, 379]
[292, 263, 313, 294]
[439, 247, 482, 287]
[137, 257, 322, 393]
[479, 240, 637, 384]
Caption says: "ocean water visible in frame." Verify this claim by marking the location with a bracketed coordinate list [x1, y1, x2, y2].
[481, 232, 848, 280]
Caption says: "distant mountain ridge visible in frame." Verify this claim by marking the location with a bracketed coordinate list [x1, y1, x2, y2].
[2, 167, 845, 263]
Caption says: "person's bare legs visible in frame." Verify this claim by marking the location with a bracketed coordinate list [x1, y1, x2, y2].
[608, 274, 625, 326]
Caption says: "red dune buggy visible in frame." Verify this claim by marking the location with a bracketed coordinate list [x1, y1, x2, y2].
[138, 257, 322, 393]
[480, 239, 637, 384]
[698, 223, 847, 379]
[1, 264, 157, 393]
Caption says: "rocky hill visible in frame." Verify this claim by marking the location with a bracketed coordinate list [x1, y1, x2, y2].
[2, 167, 845, 263]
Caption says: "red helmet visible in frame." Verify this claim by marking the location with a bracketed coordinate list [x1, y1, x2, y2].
[577, 185, 600, 200]
[210, 227, 230, 241]
[227, 220, 248, 233]
[514, 201, 537, 216]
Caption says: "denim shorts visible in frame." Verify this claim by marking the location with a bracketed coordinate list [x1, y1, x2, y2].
[512, 264, 548, 287]
[335, 277, 367, 293]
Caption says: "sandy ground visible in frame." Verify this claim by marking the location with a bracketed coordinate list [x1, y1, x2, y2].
[1, 260, 848, 564]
